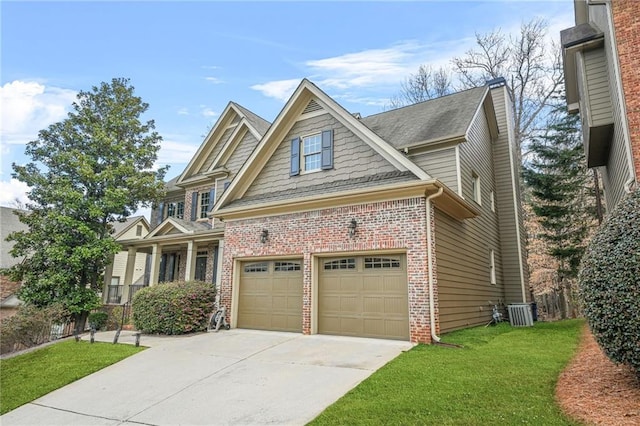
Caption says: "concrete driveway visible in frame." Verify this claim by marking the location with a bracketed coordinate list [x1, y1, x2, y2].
[1, 329, 413, 425]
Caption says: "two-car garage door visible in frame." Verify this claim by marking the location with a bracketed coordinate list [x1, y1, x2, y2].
[237, 254, 409, 340]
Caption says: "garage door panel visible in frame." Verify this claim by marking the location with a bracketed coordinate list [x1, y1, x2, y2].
[238, 260, 302, 333]
[319, 254, 409, 341]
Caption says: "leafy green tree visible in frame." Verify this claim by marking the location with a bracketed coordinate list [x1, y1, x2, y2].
[522, 97, 595, 317]
[5, 78, 167, 329]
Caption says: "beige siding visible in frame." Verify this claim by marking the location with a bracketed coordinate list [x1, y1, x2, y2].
[245, 113, 397, 197]
[409, 147, 458, 191]
[589, 3, 634, 209]
[491, 87, 528, 304]
[583, 48, 613, 126]
[435, 104, 505, 332]
[199, 125, 236, 173]
[111, 251, 147, 286]
[435, 210, 503, 332]
[224, 131, 259, 182]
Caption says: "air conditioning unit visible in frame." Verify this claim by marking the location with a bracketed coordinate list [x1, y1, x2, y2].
[508, 304, 534, 327]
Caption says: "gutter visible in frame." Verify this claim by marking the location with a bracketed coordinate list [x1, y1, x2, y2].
[426, 187, 444, 343]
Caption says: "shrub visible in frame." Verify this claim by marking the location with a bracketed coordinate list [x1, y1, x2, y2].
[132, 281, 216, 335]
[87, 311, 108, 330]
[0, 304, 70, 355]
[578, 188, 640, 375]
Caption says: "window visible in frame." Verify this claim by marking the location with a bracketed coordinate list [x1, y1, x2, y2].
[302, 134, 322, 172]
[136, 225, 143, 236]
[323, 258, 356, 270]
[490, 191, 495, 212]
[364, 257, 401, 269]
[195, 251, 208, 281]
[472, 172, 481, 204]
[200, 192, 210, 219]
[176, 201, 184, 219]
[274, 261, 301, 272]
[244, 262, 268, 273]
[489, 250, 496, 285]
[167, 202, 176, 218]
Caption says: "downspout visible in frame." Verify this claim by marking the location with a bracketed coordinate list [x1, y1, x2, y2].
[426, 187, 444, 343]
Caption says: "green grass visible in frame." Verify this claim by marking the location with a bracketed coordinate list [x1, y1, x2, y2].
[311, 320, 584, 425]
[0, 340, 145, 414]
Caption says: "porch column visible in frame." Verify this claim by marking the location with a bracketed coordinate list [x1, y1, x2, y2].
[122, 247, 137, 302]
[103, 254, 114, 304]
[149, 244, 161, 286]
[185, 240, 197, 281]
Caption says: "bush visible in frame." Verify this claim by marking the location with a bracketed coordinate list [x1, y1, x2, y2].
[132, 281, 216, 335]
[0, 304, 69, 355]
[579, 188, 640, 374]
[87, 311, 108, 330]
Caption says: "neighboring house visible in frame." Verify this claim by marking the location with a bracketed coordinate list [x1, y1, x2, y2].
[118, 78, 528, 343]
[561, 0, 639, 210]
[102, 216, 150, 304]
[0, 207, 27, 320]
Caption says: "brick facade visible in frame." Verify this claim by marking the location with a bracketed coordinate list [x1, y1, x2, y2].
[612, 0, 640, 183]
[220, 198, 436, 343]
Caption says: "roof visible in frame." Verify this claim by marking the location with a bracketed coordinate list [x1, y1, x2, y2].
[230, 102, 271, 136]
[165, 175, 181, 192]
[111, 216, 149, 239]
[225, 171, 418, 209]
[361, 86, 488, 149]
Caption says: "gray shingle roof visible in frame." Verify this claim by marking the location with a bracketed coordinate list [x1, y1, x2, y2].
[361, 86, 487, 149]
[225, 171, 418, 209]
[170, 217, 212, 232]
[231, 102, 271, 136]
[165, 175, 181, 192]
[112, 216, 145, 238]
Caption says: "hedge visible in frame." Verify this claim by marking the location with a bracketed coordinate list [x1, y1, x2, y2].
[131, 281, 216, 335]
[578, 188, 640, 375]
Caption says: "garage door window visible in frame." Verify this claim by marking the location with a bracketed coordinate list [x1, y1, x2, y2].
[364, 257, 401, 269]
[274, 261, 301, 272]
[323, 258, 356, 270]
[244, 262, 268, 273]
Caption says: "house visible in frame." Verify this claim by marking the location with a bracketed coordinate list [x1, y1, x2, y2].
[561, 0, 639, 210]
[102, 216, 150, 304]
[0, 207, 27, 321]
[117, 78, 528, 343]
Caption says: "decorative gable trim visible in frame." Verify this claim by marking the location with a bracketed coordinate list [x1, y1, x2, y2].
[215, 79, 431, 213]
[146, 218, 194, 238]
[207, 118, 260, 171]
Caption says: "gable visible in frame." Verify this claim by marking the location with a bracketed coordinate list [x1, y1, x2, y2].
[223, 129, 260, 182]
[244, 112, 398, 198]
[146, 219, 192, 238]
[197, 125, 236, 174]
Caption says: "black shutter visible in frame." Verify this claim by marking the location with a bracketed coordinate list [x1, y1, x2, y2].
[208, 188, 216, 211]
[191, 192, 198, 221]
[212, 246, 218, 284]
[290, 137, 300, 176]
[157, 202, 164, 224]
[321, 130, 333, 170]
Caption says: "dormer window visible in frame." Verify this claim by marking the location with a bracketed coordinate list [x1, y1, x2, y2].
[290, 130, 333, 176]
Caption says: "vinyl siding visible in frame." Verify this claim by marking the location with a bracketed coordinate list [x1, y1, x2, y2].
[491, 87, 528, 304]
[435, 104, 504, 332]
[111, 251, 147, 286]
[589, 3, 634, 209]
[244, 113, 397, 197]
[409, 147, 458, 192]
[583, 48, 613, 126]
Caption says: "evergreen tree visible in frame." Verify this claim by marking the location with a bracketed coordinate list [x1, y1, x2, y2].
[523, 96, 595, 317]
[5, 78, 167, 329]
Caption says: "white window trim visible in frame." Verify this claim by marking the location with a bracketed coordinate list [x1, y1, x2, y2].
[300, 133, 322, 174]
[199, 192, 210, 219]
[472, 172, 481, 205]
[490, 191, 495, 212]
[490, 250, 496, 285]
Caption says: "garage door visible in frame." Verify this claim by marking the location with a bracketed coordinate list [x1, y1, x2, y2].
[237, 260, 303, 332]
[318, 254, 409, 340]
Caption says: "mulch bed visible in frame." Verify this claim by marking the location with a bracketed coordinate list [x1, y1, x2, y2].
[556, 325, 640, 425]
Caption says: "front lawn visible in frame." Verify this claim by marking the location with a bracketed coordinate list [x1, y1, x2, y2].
[0, 340, 145, 414]
[311, 320, 583, 425]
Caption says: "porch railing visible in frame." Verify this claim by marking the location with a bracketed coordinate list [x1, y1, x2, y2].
[128, 284, 147, 302]
[107, 285, 123, 304]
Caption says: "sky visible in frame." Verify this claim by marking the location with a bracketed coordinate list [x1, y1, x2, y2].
[0, 0, 575, 217]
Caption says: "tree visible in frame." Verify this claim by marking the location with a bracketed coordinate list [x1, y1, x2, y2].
[5, 78, 167, 329]
[522, 98, 595, 318]
[387, 65, 453, 108]
[451, 18, 564, 158]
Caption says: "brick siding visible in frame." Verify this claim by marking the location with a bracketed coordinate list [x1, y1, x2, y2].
[220, 197, 436, 343]
[612, 0, 640, 182]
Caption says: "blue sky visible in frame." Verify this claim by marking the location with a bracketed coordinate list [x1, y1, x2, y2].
[1, 0, 574, 213]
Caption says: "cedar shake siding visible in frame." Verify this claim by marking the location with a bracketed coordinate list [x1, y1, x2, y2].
[244, 113, 397, 198]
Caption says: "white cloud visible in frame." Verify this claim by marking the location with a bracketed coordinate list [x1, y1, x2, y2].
[177, 107, 189, 115]
[0, 80, 76, 146]
[0, 179, 31, 208]
[250, 79, 301, 102]
[201, 107, 218, 118]
[205, 77, 224, 84]
[156, 139, 199, 166]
